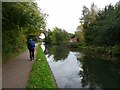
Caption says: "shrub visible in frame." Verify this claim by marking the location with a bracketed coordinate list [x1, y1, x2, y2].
[111, 45, 120, 56]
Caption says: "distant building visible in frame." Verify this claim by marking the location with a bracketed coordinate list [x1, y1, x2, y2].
[70, 37, 78, 43]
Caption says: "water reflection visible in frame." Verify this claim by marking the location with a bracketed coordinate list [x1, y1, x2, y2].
[44, 44, 120, 89]
[44, 45, 70, 62]
[77, 56, 120, 88]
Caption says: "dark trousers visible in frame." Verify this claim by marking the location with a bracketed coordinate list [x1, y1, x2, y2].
[29, 48, 34, 60]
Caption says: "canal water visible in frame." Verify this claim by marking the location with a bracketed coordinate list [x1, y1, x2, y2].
[41, 44, 120, 89]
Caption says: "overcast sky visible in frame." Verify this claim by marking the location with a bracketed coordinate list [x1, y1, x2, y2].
[36, 0, 119, 33]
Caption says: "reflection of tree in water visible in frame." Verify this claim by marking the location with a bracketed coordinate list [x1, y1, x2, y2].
[44, 45, 70, 62]
[77, 55, 120, 89]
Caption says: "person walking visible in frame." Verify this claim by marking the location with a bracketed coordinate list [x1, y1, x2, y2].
[27, 38, 35, 61]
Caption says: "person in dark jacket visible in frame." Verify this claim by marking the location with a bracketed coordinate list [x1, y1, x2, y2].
[27, 38, 35, 61]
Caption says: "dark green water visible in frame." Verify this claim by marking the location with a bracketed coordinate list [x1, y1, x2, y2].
[42, 44, 120, 89]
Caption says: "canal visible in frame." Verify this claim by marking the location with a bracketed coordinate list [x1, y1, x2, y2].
[41, 44, 120, 88]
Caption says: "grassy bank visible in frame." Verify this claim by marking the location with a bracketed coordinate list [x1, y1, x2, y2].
[69, 42, 120, 56]
[68, 43, 120, 60]
[27, 44, 57, 88]
[80, 45, 120, 56]
[77, 45, 120, 61]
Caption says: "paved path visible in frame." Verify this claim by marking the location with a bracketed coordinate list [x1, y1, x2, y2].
[3, 47, 37, 88]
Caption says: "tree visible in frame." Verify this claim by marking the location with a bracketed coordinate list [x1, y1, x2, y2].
[2, 2, 47, 60]
[78, 3, 98, 44]
[75, 24, 84, 44]
[78, 2, 120, 46]
[44, 27, 69, 45]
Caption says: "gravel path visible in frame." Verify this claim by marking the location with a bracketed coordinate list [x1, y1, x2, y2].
[2, 49, 37, 88]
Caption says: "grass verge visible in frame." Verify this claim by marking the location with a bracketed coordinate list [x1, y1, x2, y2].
[80, 45, 120, 56]
[78, 45, 120, 61]
[27, 43, 57, 88]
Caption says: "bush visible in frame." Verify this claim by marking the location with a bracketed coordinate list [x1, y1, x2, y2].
[95, 47, 105, 54]
[70, 42, 80, 48]
[111, 45, 120, 56]
[2, 30, 27, 61]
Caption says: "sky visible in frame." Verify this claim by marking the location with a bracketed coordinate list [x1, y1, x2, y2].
[36, 0, 119, 34]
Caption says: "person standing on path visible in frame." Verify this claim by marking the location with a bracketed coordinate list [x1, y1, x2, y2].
[27, 38, 35, 61]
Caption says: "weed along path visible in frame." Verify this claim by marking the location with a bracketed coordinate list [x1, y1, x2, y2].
[3, 44, 38, 88]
